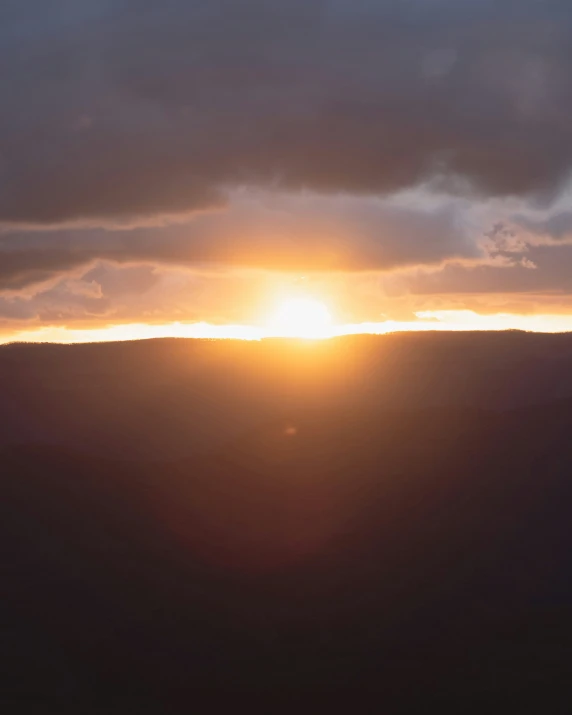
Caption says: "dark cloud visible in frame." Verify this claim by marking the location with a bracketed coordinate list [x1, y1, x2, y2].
[2, 0, 572, 226]
[0, 191, 482, 290]
[384, 243, 572, 297]
[514, 210, 572, 241]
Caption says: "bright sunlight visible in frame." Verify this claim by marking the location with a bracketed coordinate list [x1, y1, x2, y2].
[267, 298, 333, 338]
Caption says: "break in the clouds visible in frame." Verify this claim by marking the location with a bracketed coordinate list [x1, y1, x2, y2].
[2, 0, 572, 226]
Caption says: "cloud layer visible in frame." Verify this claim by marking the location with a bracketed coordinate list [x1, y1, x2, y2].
[0, 190, 485, 292]
[3, 1, 572, 334]
[3, 0, 572, 226]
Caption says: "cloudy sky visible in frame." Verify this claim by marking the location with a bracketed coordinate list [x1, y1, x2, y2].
[4, 0, 572, 341]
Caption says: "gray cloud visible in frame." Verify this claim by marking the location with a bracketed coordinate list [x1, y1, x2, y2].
[513, 211, 572, 241]
[2, 1, 572, 227]
[383, 242, 572, 298]
[0, 190, 483, 290]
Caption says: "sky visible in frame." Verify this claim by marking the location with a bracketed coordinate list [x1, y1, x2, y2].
[4, 0, 572, 342]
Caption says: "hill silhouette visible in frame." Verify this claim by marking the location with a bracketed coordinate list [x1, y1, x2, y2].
[3, 331, 572, 457]
[4, 333, 572, 710]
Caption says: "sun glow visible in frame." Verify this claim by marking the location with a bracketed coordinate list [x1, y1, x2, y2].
[4, 310, 572, 345]
[267, 298, 333, 338]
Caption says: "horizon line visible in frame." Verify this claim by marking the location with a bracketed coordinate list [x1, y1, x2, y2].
[3, 312, 572, 346]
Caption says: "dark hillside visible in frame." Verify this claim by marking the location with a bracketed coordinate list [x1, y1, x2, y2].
[3, 337, 572, 709]
[3, 331, 572, 458]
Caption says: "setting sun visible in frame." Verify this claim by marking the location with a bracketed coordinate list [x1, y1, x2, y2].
[268, 298, 333, 338]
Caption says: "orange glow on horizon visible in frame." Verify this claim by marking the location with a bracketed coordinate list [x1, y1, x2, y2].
[3, 309, 572, 345]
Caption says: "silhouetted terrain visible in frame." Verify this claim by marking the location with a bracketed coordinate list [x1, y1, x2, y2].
[4, 333, 572, 710]
[3, 331, 572, 457]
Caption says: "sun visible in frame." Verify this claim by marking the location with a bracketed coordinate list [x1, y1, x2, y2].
[269, 298, 333, 338]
